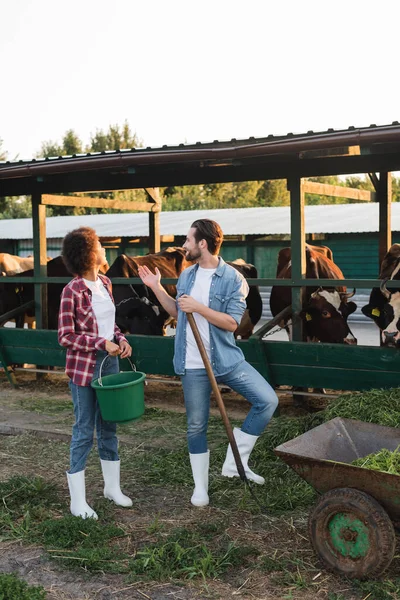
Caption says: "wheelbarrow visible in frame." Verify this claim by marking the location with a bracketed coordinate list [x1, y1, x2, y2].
[274, 417, 400, 579]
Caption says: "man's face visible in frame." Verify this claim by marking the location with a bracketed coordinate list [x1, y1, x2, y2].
[183, 228, 202, 261]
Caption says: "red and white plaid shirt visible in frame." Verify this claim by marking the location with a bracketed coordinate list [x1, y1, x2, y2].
[58, 275, 128, 386]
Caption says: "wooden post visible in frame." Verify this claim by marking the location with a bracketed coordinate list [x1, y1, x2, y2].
[377, 172, 392, 271]
[288, 177, 306, 342]
[31, 193, 48, 329]
[145, 188, 162, 253]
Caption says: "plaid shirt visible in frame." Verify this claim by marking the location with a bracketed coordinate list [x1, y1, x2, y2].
[58, 275, 127, 386]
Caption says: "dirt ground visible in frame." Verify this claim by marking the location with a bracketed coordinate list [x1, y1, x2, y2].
[0, 371, 396, 600]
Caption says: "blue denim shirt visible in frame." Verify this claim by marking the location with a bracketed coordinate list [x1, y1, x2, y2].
[173, 257, 249, 376]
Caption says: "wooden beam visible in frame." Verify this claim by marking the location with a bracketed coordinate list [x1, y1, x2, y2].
[32, 193, 48, 330]
[378, 172, 392, 269]
[288, 177, 306, 342]
[299, 145, 360, 159]
[303, 180, 375, 202]
[149, 212, 161, 253]
[146, 188, 162, 253]
[368, 173, 380, 191]
[144, 187, 162, 204]
[42, 195, 158, 212]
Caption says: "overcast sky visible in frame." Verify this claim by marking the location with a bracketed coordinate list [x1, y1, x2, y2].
[1, 0, 399, 161]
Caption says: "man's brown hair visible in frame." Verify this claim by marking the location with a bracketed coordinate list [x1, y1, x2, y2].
[191, 219, 223, 255]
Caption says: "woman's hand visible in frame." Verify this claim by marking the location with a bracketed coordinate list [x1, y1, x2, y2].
[105, 340, 121, 356]
[119, 340, 132, 359]
[138, 265, 161, 289]
[178, 295, 203, 314]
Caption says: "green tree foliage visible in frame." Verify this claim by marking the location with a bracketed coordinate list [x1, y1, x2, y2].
[0, 138, 7, 161]
[89, 121, 141, 151]
[38, 129, 83, 159]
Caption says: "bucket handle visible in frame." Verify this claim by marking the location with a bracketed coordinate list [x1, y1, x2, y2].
[97, 355, 136, 387]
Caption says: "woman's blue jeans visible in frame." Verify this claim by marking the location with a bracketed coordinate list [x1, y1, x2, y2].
[181, 361, 279, 454]
[69, 352, 119, 474]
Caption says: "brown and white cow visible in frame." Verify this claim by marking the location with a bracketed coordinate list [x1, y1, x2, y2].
[270, 244, 357, 344]
[362, 244, 400, 346]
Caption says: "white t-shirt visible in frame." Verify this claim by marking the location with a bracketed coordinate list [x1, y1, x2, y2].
[185, 267, 216, 369]
[83, 278, 115, 341]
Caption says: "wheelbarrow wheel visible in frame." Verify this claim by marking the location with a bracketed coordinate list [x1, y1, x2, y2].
[308, 487, 395, 579]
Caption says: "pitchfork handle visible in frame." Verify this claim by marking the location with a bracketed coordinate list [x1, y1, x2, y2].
[186, 313, 247, 482]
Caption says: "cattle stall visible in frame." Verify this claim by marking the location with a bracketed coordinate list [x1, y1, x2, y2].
[1, 123, 400, 391]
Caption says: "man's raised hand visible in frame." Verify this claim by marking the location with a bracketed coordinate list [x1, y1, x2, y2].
[138, 265, 161, 289]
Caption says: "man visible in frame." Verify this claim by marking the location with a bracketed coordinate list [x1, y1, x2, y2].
[139, 219, 278, 507]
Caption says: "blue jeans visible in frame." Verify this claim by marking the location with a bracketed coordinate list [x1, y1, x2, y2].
[181, 361, 279, 454]
[69, 352, 119, 474]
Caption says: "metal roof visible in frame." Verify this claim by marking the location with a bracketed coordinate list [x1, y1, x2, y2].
[0, 203, 398, 240]
[1, 123, 400, 196]
[1, 122, 400, 168]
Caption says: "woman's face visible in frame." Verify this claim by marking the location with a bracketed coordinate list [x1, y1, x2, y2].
[94, 240, 107, 267]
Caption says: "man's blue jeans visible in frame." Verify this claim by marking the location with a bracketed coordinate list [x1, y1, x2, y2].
[181, 361, 278, 454]
[69, 352, 119, 474]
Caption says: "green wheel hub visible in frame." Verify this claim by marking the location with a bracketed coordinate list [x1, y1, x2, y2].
[328, 512, 370, 558]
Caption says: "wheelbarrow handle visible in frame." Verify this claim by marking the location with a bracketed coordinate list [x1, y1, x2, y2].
[186, 313, 246, 481]
[97, 355, 136, 387]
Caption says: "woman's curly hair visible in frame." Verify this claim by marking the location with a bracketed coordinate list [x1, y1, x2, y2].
[62, 227, 99, 276]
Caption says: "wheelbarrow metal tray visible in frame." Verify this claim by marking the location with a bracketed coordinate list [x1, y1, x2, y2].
[274, 417, 400, 522]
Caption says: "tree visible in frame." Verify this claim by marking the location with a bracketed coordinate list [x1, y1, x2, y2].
[256, 179, 290, 206]
[38, 129, 83, 159]
[89, 121, 141, 152]
[1, 196, 31, 219]
[0, 138, 7, 161]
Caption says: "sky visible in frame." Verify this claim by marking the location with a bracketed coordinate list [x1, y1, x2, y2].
[1, 0, 400, 161]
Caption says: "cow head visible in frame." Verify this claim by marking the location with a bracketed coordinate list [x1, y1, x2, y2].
[113, 283, 168, 335]
[362, 280, 400, 347]
[361, 245, 400, 347]
[300, 288, 357, 344]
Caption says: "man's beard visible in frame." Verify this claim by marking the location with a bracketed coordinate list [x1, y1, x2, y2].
[185, 247, 201, 261]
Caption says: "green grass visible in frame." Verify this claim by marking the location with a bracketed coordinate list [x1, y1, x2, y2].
[0, 475, 63, 542]
[18, 395, 71, 414]
[354, 578, 400, 600]
[128, 527, 258, 582]
[0, 573, 47, 600]
[352, 446, 400, 474]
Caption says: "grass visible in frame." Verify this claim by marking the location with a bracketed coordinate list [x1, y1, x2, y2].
[4, 386, 400, 597]
[0, 573, 47, 600]
[129, 528, 258, 582]
[352, 446, 400, 474]
[0, 475, 63, 542]
[18, 395, 71, 414]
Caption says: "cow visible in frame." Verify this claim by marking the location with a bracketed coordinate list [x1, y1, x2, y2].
[0, 253, 55, 276]
[0, 256, 110, 329]
[106, 249, 263, 338]
[106, 248, 192, 335]
[228, 259, 263, 339]
[362, 244, 400, 346]
[270, 244, 357, 344]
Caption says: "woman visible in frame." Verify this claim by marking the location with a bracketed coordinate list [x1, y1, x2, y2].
[58, 227, 133, 520]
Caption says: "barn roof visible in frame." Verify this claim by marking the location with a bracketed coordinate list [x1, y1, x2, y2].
[0, 203, 399, 240]
[1, 123, 400, 196]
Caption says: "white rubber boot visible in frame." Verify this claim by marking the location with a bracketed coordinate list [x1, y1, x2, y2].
[66, 471, 98, 519]
[100, 460, 133, 507]
[189, 451, 210, 507]
[221, 427, 265, 485]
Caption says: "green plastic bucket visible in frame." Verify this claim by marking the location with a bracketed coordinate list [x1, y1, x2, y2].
[91, 357, 146, 423]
